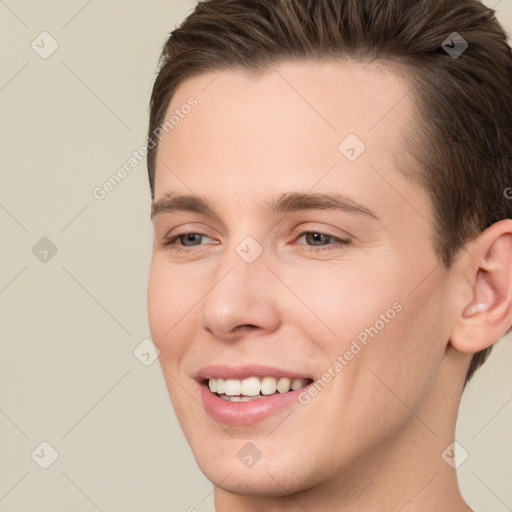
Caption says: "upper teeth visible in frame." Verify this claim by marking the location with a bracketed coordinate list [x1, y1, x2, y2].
[208, 377, 310, 396]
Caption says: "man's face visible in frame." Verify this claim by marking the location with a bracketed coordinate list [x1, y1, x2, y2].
[147, 60, 455, 495]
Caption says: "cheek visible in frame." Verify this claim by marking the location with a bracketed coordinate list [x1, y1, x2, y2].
[340, 275, 448, 413]
[288, 262, 399, 344]
[311, 293, 446, 458]
[147, 259, 199, 426]
[314, 263, 447, 405]
[147, 262, 169, 344]
[147, 256, 193, 362]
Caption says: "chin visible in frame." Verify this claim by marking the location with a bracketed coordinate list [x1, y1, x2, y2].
[202, 463, 311, 497]
[189, 438, 329, 498]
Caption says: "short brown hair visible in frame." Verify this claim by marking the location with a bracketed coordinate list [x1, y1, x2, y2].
[147, 0, 512, 384]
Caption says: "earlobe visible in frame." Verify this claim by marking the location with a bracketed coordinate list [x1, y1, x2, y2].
[450, 220, 512, 354]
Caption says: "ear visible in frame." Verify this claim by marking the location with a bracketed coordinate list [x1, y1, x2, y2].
[450, 219, 512, 354]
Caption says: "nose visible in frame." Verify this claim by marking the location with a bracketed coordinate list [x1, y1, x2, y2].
[199, 241, 282, 342]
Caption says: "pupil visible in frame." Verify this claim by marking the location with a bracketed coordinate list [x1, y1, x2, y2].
[309, 232, 327, 245]
[184, 234, 200, 246]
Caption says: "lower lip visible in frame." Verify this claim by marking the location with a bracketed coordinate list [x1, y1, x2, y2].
[199, 383, 311, 425]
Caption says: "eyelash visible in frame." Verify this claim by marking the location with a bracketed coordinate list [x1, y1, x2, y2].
[162, 230, 350, 253]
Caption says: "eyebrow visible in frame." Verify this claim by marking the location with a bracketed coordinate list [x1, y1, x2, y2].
[150, 191, 379, 222]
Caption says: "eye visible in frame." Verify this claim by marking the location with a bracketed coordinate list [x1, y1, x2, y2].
[294, 231, 350, 252]
[161, 230, 350, 254]
[163, 232, 216, 251]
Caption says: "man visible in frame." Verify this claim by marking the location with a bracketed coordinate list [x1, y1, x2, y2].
[146, 0, 512, 510]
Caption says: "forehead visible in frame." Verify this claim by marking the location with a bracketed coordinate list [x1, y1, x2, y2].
[153, 59, 425, 223]
[157, 59, 415, 167]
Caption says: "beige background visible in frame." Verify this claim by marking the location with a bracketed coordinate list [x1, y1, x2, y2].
[1, 1, 511, 510]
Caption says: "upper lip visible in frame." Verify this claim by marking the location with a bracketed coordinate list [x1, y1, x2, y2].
[196, 364, 313, 382]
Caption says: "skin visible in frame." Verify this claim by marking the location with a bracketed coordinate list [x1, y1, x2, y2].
[147, 59, 512, 511]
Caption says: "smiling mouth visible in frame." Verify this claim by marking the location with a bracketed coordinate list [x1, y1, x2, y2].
[206, 376, 313, 402]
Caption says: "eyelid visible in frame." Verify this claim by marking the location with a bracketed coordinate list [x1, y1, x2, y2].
[161, 222, 216, 241]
